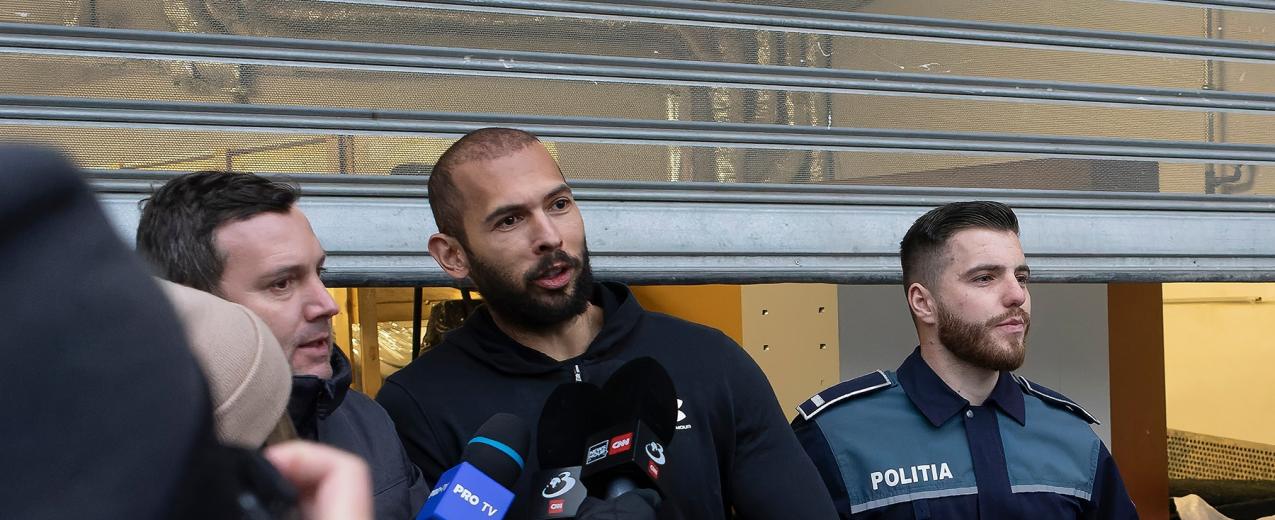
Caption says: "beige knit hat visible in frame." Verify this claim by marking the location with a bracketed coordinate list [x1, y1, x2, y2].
[159, 279, 292, 448]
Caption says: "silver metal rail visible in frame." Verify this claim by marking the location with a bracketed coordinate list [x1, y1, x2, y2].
[91, 171, 1275, 286]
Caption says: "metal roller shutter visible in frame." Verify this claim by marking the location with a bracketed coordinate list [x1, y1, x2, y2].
[4, 1, 1274, 283]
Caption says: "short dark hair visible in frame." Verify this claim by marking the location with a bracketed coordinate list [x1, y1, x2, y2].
[136, 171, 298, 293]
[899, 201, 1019, 288]
[428, 128, 542, 242]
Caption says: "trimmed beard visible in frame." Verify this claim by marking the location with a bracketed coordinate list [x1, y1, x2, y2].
[936, 303, 1030, 372]
[466, 246, 594, 332]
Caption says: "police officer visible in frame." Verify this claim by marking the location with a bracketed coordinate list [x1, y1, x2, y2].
[793, 201, 1138, 519]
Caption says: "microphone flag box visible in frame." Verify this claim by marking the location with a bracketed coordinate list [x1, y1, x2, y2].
[417, 461, 515, 520]
[528, 466, 588, 518]
[580, 421, 668, 488]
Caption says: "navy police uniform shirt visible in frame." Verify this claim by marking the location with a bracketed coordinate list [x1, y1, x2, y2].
[792, 348, 1138, 519]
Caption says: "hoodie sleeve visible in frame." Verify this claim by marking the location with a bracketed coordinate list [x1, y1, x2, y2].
[720, 333, 840, 519]
[376, 379, 455, 487]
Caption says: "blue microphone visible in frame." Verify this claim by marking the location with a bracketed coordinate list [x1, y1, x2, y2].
[417, 413, 529, 520]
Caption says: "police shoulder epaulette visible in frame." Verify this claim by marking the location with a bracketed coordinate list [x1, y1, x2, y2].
[796, 370, 895, 421]
[1013, 374, 1100, 425]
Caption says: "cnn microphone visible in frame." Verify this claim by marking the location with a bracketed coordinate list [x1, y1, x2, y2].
[527, 382, 603, 519]
[581, 357, 677, 500]
[417, 413, 529, 520]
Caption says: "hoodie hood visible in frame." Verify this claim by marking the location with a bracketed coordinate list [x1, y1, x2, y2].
[443, 282, 644, 376]
[287, 346, 353, 439]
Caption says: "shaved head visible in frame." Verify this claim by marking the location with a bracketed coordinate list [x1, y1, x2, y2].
[428, 128, 543, 242]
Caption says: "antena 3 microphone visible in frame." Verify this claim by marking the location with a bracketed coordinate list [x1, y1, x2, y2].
[418, 413, 529, 520]
[529, 382, 602, 519]
[582, 357, 677, 500]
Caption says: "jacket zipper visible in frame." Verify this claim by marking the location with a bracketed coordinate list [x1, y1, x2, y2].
[573, 364, 582, 382]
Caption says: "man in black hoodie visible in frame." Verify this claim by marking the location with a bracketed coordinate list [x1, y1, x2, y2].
[376, 128, 838, 518]
[137, 171, 427, 520]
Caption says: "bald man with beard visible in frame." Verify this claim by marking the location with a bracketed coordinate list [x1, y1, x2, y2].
[376, 128, 837, 519]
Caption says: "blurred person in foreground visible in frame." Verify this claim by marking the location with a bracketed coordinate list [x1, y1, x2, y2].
[160, 279, 294, 447]
[0, 145, 372, 520]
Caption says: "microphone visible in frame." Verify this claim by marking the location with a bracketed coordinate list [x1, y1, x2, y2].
[417, 413, 529, 520]
[581, 357, 677, 500]
[527, 382, 603, 519]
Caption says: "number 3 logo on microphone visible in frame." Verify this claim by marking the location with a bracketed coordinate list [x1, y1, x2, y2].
[541, 471, 576, 498]
[645, 442, 666, 465]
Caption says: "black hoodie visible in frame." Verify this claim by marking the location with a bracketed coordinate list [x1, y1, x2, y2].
[376, 282, 838, 519]
[290, 347, 429, 520]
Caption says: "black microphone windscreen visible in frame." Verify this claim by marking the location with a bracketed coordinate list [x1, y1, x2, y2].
[462, 413, 530, 489]
[537, 382, 604, 467]
[601, 357, 677, 442]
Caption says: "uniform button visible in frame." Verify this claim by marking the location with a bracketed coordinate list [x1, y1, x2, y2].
[965, 410, 974, 419]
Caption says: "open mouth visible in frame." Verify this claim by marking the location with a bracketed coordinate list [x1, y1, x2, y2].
[533, 263, 572, 290]
[297, 337, 329, 351]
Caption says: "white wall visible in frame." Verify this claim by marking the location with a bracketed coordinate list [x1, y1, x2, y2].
[837, 284, 1112, 446]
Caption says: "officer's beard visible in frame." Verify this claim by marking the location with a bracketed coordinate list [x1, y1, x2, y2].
[935, 304, 1030, 372]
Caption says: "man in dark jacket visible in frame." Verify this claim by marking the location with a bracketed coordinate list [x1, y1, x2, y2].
[137, 170, 427, 520]
[376, 128, 838, 518]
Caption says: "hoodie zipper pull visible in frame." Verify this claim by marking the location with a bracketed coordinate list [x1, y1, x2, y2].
[573, 364, 582, 382]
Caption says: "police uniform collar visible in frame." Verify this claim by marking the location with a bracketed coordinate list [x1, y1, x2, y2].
[986, 368, 1026, 426]
[1012, 374, 1099, 424]
[897, 348, 1026, 427]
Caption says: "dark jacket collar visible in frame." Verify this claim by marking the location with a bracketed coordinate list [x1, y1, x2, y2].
[445, 282, 643, 376]
[287, 346, 353, 439]
[896, 347, 1026, 428]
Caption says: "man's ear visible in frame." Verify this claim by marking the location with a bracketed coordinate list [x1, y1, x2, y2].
[907, 282, 939, 326]
[427, 233, 469, 281]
